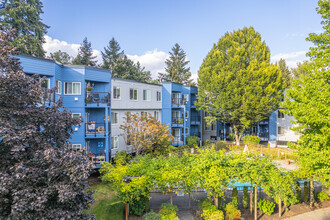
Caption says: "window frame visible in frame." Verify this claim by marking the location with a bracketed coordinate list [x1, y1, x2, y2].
[154, 111, 159, 120]
[130, 88, 138, 101]
[112, 136, 119, 149]
[111, 112, 119, 124]
[113, 86, 121, 100]
[143, 89, 151, 101]
[185, 127, 189, 135]
[72, 113, 81, 118]
[278, 110, 285, 119]
[56, 80, 62, 94]
[156, 91, 162, 101]
[278, 126, 285, 135]
[64, 82, 81, 95]
[70, 144, 81, 151]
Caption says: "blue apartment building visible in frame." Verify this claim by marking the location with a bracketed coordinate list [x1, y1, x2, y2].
[162, 82, 203, 146]
[17, 55, 111, 168]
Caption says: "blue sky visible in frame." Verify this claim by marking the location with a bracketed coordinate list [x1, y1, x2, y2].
[42, 0, 322, 79]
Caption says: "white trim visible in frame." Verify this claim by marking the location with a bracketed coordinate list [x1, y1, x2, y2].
[112, 136, 119, 149]
[143, 89, 151, 101]
[72, 113, 81, 118]
[64, 82, 81, 95]
[113, 86, 121, 100]
[111, 112, 119, 124]
[56, 80, 62, 94]
[130, 88, 138, 101]
[156, 91, 162, 101]
[70, 144, 81, 151]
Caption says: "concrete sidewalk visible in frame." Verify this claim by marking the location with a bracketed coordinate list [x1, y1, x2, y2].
[285, 207, 330, 220]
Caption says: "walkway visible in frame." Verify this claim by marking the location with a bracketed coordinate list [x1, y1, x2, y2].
[285, 207, 330, 220]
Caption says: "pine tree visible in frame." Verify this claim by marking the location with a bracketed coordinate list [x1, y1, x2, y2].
[277, 59, 291, 87]
[197, 27, 285, 145]
[0, 0, 49, 57]
[48, 50, 73, 64]
[158, 43, 193, 85]
[101, 37, 124, 71]
[0, 28, 95, 219]
[72, 37, 97, 66]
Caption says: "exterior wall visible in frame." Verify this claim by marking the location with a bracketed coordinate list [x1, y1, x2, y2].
[111, 78, 162, 157]
[18, 55, 111, 167]
[276, 109, 301, 144]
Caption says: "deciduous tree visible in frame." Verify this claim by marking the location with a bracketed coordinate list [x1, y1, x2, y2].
[197, 27, 285, 145]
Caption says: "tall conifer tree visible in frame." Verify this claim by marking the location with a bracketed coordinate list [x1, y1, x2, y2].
[0, 0, 49, 57]
[73, 37, 97, 66]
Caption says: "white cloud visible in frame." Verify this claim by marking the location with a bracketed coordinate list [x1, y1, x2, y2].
[127, 50, 169, 78]
[191, 73, 198, 84]
[271, 51, 308, 68]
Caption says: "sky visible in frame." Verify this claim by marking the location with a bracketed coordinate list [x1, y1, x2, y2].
[41, 0, 323, 80]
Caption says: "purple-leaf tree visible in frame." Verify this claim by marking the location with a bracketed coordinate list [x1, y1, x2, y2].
[0, 27, 96, 219]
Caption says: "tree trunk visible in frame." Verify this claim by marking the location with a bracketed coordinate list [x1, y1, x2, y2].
[170, 192, 173, 205]
[254, 186, 257, 220]
[250, 184, 253, 214]
[279, 198, 281, 217]
[214, 195, 219, 209]
[125, 202, 129, 220]
[310, 180, 315, 208]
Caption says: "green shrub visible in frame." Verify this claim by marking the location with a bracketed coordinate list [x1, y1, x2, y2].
[243, 186, 249, 209]
[317, 191, 330, 202]
[143, 211, 160, 220]
[199, 198, 214, 209]
[242, 135, 260, 145]
[199, 198, 224, 220]
[204, 139, 211, 146]
[295, 181, 301, 203]
[114, 150, 131, 165]
[130, 196, 148, 216]
[224, 202, 241, 220]
[186, 136, 199, 148]
[228, 133, 235, 141]
[232, 187, 238, 207]
[303, 182, 309, 203]
[258, 199, 275, 215]
[215, 141, 227, 151]
[158, 203, 179, 220]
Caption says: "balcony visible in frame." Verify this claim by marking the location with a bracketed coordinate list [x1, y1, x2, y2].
[172, 98, 186, 106]
[191, 98, 198, 107]
[172, 117, 184, 127]
[192, 132, 201, 138]
[41, 90, 55, 106]
[259, 132, 269, 141]
[85, 92, 111, 106]
[190, 116, 201, 124]
[172, 136, 184, 146]
[85, 122, 110, 137]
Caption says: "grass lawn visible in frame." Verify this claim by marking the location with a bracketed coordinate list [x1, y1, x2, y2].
[89, 183, 124, 220]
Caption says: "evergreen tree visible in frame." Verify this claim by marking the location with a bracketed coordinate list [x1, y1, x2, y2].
[72, 37, 97, 66]
[277, 58, 291, 87]
[158, 43, 193, 85]
[101, 37, 124, 71]
[0, 28, 95, 219]
[291, 61, 309, 78]
[48, 50, 73, 64]
[197, 27, 285, 145]
[0, 0, 49, 57]
[283, 0, 330, 207]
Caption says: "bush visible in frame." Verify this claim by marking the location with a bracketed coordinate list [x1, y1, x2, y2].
[243, 135, 260, 145]
[114, 150, 131, 165]
[186, 136, 199, 148]
[143, 211, 160, 220]
[215, 141, 227, 151]
[225, 202, 241, 220]
[258, 199, 275, 215]
[303, 181, 309, 203]
[228, 133, 235, 141]
[130, 196, 149, 216]
[243, 186, 249, 209]
[232, 187, 238, 207]
[204, 139, 211, 146]
[317, 191, 330, 202]
[199, 198, 224, 220]
[158, 203, 179, 220]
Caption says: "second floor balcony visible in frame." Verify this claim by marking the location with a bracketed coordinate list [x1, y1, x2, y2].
[172, 117, 184, 126]
[172, 98, 186, 106]
[85, 92, 111, 106]
[190, 116, 201, 124]
[85, 122, 110, 137]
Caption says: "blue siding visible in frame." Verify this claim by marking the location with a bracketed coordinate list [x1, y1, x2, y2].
[269, 111, 277, 141]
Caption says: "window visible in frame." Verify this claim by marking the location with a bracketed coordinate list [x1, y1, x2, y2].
[69, 144, 81, 151]
[183, 94, 189, 102]
[130, 88, 138, 100]
[278, 110, 285, 118]
[143, 89, 151, 101]
[278, 126, 285, 135]
[111, 112, 118, 124]
[185, 127, 189, 135]
[56, 80, 62, 94]
[113, 86, 121, 99]
[141, 111, 148, 116]
[154, 111, 159, 120]
[205, 122, 212, 131]
[185, 111, 189, 118]
[173, 111, 180, 118]
[157, 91, 162, 101]
[72, 113, 81, 118]
[64, 82, 81, 95]
[112, 136, 118, 149]
[40, 78, 50, 89]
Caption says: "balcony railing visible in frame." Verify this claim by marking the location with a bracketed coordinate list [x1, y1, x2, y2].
[85, 122, 109, 136]
[190, 116, 201, 123]
[172, 98, 186, 106]
[172, 117, 184, 125]
[172, 136, 184, 145]
[41, 90, 55, 106]
[85, 92, 111, 106]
